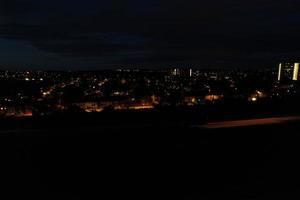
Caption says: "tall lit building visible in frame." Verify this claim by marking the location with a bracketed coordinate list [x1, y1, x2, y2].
[172, 69, 180, 76]
[293, 63, 299, 81]
[277, 63, 282, 81]
[189, 69, 193, 77]
[277, 62, 299, 82]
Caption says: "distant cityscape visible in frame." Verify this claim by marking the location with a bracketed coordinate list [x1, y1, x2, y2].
[0, 63, 299, 118]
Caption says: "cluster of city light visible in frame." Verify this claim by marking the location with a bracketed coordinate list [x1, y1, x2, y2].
[1, 64, 299, 118]
[248, 90, 266, 102]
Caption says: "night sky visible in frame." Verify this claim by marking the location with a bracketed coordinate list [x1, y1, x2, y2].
[1, 0, 300, 70]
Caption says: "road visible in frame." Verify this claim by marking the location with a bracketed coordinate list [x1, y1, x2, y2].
[201, 116, 300, 129]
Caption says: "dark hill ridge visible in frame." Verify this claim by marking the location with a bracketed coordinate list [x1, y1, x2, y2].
[1, 121, 300, 199]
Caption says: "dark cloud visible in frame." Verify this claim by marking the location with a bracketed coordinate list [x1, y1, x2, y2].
[1, 0, 300, 69]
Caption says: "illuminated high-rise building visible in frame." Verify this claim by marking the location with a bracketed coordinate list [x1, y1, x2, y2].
[171, 69, 179, 76]
[277, 63, 282, 81]
[293, 63, 299, 81]
[277, 62, 299, 82]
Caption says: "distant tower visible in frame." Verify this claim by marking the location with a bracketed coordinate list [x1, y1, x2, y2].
[172, 68, 180, 76]
[172, 69, 177, 76]
[278, 63, 282, 81]
[189, 69, 192, 77]
[293, 63, 299, 81]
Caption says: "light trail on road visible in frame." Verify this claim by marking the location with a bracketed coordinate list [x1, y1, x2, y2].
[201, 116, 300, 129]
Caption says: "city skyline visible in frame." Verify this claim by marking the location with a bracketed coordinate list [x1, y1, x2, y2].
[1, 0, 300, 69]
[0, 65, 297, 118]
[2, 2, 300, 199]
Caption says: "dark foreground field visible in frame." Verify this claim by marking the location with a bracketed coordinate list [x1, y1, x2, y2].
[1, 118, 300, 199]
